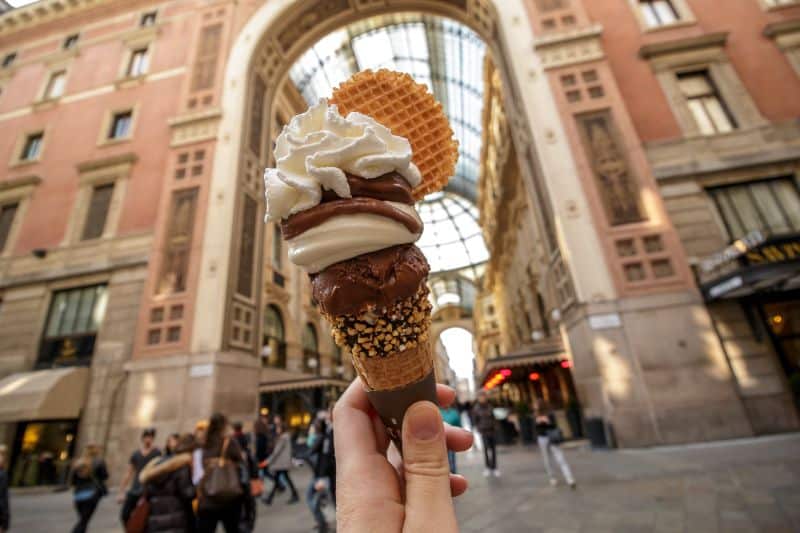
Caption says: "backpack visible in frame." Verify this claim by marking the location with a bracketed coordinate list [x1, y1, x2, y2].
[199, 438, 242, 506]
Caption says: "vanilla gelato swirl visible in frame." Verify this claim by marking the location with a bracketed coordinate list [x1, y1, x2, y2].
[264, 100, 422, 221]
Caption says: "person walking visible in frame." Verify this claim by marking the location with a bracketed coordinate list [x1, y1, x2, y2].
[440, 404, 462, 474]
[262, 419, 299, 505]
[140, 433, 197, 532]
[0, 446, 10, 533]
[307, 410, 335, 532]
[196, 413, 244, 533]
[534, 399, 576, 489]
[164, 433, 180, 458]
[118, 428, 162, 526]
[233, 421, 258, 533]
[70, 444, 109, 533]
[471, 391, 500, 477]
[192, 420, 209, 486]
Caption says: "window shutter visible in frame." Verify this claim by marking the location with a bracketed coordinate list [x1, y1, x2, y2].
[81, 184, 114, 240]
[191, 24, 223, 91]
[249, 76, 266, 156]
[158, 188, 198, 294]
[0, 203, 19, 252]
[236, 195, 257, 297]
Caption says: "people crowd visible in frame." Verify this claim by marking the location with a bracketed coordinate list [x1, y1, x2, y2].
[2, 383, 579, 533]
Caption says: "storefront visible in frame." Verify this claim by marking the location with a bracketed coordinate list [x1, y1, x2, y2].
[258, 368, 348, 434]
[0, 367, 89, 486]
[698, 231, 800, 417]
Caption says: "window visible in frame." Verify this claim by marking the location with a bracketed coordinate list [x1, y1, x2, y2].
[709, 177, 800, 241]
[262, 304, 287, 368]
[39, 284, 108, 368]
[1, 52, 15, 69]
[158, 188, 198, 294]
[127, 48, 149, 77]
[677, 71, 736, 135]
[271, 224, 282, 270]
[63, 34, 79, 50]
[639, 0, 680, 28]
[140, 11, 157, 27]
[44, 70, 66, 99]
[0, 203, 19, 252]
[302, 323, 320, 375]
[81, 184, 114, 240]
[108, 111, 133, 140]
[21, 133, 43, 161]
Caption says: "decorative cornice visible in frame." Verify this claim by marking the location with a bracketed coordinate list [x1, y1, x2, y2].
[639, 31, 728, 59]
[533, 24, 604, 70]
[0, 174, 41, 191]
[0, 0, 113, 37]
[764, 18, 800, 38]
[76, 152, 137, 173]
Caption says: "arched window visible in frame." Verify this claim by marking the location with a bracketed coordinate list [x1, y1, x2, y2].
[262, 304, 286, 368]
[302, 323, 319, 375]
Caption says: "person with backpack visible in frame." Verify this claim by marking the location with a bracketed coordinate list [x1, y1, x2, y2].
[139, 433, 196, 532]
[70, 444, 109, 533]
[196, 413, 244, 533]
[118, 428, 162, 526]
[261, 419, 299, 505]
[533, 399, 576, 489]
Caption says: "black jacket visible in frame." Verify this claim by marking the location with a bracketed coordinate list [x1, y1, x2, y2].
[70, 459, 109, 497]
[140, 454, 196, 533]
[471, 403, 496, 436]
[311, 422, 335, 479]
[0, 467, 9, 531]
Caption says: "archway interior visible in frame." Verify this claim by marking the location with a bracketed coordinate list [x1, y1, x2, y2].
[283, 13, 491, 310]
[439, 327, 476, 393]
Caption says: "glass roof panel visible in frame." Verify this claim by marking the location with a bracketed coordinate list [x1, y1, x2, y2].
[287, 13, 490, 279]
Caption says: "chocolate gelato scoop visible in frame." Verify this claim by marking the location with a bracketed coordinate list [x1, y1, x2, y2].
[310, 244, 429, 317]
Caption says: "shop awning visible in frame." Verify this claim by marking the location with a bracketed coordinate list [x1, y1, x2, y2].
[480, 344, 567, 382]
[259, 368, 349, 393]
[0, 367, 90, 423]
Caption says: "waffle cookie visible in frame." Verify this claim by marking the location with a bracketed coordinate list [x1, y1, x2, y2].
[330, 69, 458, 200]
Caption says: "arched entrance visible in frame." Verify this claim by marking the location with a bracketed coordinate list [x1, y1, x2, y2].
[193, 0, 561, 358]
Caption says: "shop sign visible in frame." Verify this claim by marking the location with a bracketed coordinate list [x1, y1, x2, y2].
[744, 238, 800, 265]
[589, 313, 622, 330]
[699, 230, 765, 274]
[189, 363, 214, 377]
[708, 275, 743, 299]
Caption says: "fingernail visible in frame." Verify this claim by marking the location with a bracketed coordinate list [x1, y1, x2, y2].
[407, 402, 442, 441]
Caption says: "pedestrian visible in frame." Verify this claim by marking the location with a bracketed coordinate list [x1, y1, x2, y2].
[440, 404, 462, 474]
[307, 408, 335, 532]
[140, 433, 197, 532]
[0, 445, 10, 533]
[533, 399, 576, 489]
[471, 390, 500, 477]
[196, 412, 244, 533]
[118, 428, 161, 526]
[262, 418, 299, 505]
[192, 420, 208, 486]
[164, 433, 180, 457]
[70, 443, 109, 533]
[233, 421, 258, 533]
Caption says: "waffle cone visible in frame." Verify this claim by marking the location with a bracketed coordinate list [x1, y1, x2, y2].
[352, 336, 433, 392]
[330, 69, 458, 200]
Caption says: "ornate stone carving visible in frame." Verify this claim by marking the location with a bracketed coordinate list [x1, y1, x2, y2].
[576, 111, 647, 226]
[533, 25, 604, 70]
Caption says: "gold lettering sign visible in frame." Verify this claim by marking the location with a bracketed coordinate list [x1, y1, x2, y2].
[746, 240, 800, 265]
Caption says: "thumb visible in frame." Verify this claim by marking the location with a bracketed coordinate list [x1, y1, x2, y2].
[401, 401, 458, 533]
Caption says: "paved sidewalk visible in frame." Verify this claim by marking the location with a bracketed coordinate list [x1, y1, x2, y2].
[8, 433, 800, 532]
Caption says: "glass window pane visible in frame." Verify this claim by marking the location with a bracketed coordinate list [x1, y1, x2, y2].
[728, 187, 764, 234]
[46, 293, 68, 337]
[750, 183, 789, 235]
[703, 97, 733, 133]
[640, 4, 660, 27]
[714, 192, 744, 240]
[771, 180, 800, 231]
[59, 290, 82, 336]
[74, 287, 97, 333]
[687, 99, 715, 135]
[653, 1, 679, 24]
[91, 286, 108, 331]
[678, 75, 712, 98]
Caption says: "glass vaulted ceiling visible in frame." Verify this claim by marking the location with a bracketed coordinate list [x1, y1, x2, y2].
[287, 13, 489, 281]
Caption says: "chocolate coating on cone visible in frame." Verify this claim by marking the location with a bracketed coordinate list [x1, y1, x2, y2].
[366, 370, 437, 452]
[311, 244, 429, 317]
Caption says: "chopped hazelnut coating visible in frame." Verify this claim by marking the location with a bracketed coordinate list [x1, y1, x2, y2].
[329, 286, 432, 359]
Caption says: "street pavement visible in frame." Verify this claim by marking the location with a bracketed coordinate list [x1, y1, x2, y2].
[8, 432, 800, 532]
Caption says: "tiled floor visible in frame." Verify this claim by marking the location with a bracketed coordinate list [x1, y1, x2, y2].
[9, 432, 800, 532]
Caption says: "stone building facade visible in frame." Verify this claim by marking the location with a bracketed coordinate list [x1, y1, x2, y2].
[0, 0, 798, 485]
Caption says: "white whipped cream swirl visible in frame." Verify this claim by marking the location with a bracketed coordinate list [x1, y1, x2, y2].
[264, 99, 421, 221]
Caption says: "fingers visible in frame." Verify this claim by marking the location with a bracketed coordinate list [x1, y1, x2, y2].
[435, 384, 456, 408]
[333, 378, 380, 464]
[450, 474, 468, 497]
[445, 424, 473, 452]
[401, 401, 458, 532]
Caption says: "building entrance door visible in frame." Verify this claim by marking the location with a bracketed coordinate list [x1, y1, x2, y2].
[760, 295, 800, 412]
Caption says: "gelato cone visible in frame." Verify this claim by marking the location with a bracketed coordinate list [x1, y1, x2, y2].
[263, 70, 456, 449]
